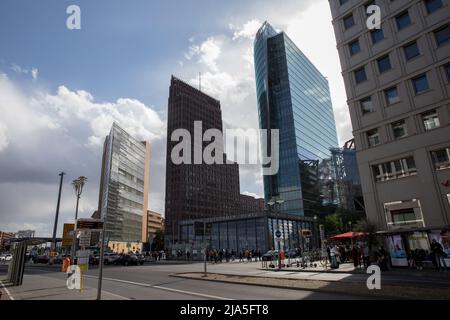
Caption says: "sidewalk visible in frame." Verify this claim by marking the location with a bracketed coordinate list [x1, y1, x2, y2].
[172, 261, 450, 299]
[0, 274, 126, 300]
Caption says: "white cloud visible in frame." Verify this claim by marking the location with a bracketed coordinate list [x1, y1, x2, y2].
[10, 63, 39, 80]
[0, 121, 9, 151]
[33, 85, 165, 147]
[231, 19, 262, 40]
[0, 75, 166, 236]
[241, 191, 260, 198]
[31, 68, 38, 80]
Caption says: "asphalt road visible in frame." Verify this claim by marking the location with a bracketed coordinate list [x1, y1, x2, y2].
[0, 262, 366, 300]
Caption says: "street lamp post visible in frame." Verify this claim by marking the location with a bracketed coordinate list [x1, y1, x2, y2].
[313, 215, 318, 250]
[268, 197, 284, 269]
[71, 176, 87, 264]
[51, 172, 65, 261]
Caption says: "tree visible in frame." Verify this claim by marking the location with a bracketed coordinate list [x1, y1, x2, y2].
[152, 229, 165, 251]
[354, 219, 379, 252]
[324, 213, 341, 236]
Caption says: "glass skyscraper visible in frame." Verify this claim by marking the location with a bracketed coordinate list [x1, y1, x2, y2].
[254, 22, 338, 216]
[98, 123, 150, 243]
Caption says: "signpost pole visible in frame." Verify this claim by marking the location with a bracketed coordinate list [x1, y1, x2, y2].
[97, 220, 106, 300]
[203, 221, 207, 277]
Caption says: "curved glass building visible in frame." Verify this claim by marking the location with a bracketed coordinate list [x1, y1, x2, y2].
[254, 22, 338, 216]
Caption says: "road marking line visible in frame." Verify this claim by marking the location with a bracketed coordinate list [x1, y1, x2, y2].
[0, 280, 14, 300]
[101, 290, 131, 300]
[152, 285, 234, 300]
[83, 275, 233, 300]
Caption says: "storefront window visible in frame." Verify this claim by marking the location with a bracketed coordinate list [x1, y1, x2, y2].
[211, 223, 219, 249]
[256, 218, 267, 252]
[219, 222, 228, 250]
[387, 235, 408, 267]
[228, 221, 237, 252]
[237, 220, 246, 251]
[246, 219, 257, 251]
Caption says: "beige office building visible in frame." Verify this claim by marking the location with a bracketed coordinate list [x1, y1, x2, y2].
[147, 210, 164, 243]
[329, 0, 450, 264]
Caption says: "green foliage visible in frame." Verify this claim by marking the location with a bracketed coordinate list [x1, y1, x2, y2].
[323, 207, 366, 236]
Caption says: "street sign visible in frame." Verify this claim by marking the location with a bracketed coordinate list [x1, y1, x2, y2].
[77, 249, 90, 272]
[62, 223, 74, 246]
[302, 230, 312, 237]
[76, 218, 103, 231]
[78, 230, 91, 247]
[275, 230, 282, 242]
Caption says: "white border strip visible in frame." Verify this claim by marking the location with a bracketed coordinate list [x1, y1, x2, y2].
[0, 280, 14, 300]
[83, 275, 233, 300]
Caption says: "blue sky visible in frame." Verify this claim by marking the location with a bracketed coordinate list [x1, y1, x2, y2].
[0, 0, 351, 236]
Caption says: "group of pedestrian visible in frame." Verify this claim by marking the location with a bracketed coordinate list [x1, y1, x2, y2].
[328, 243, 374, 270]
[407, 248, 426, 271]
[205, 248, 262, 263]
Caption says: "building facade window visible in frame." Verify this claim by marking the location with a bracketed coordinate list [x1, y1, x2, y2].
[445, 64, 450, 81]
[355, 67, 367, 84]
[396, 11, 411, 30]
[392, 120, 408, 139]
[434, 25, 450, 46]
[403, 42, 420, 60]
[343, 14, 355, 29]
[431, 147, 450, 170]
[384, 199, 424, 230]
[349, 39, 361, 55]
[371, 28, 384, 44]
[360, 96, 374, 114]
[422, 110, 440, 131]
[373, 157, 417, 182]
[384, 86, 400, 105]
[377, 55, 392, 73]
[412, 74, 430, 93]
[425, 0, 443, 14]
[367, 128, 380, 147]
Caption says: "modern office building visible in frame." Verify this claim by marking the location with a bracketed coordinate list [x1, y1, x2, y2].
[254, 22, 339, 217]
[177, 212, 316, 257]
[329, 139, 364, 212]
[147, 210, 164, 243]
[165, 76, 242, 245]
[329, 0, 450, 265]
[98, 122, 150, 244]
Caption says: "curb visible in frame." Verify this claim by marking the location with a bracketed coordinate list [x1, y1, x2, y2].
[170, 272, 400, 300]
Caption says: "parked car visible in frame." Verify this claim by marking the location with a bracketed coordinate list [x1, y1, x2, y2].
[262, 250, 278, 261]
[114, 254, 139, 266]
[33, 255, 50, 264]
[103, 253, 119, 265]
[135, 253, 145, 265]
[0, 253, 12, 263]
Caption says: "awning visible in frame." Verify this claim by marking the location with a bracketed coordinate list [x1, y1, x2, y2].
[329, 231, 366, 240]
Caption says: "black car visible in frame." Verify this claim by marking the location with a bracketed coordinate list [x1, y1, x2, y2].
[114, 254, 139, 266]
[33, 255, 50, 264]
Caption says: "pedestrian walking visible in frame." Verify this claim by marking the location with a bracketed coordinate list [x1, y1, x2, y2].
[431, 239, 448, 272]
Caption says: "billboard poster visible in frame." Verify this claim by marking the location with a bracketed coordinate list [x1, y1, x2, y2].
[62, 223, 75, 247]
[387, 235, 408, 267]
